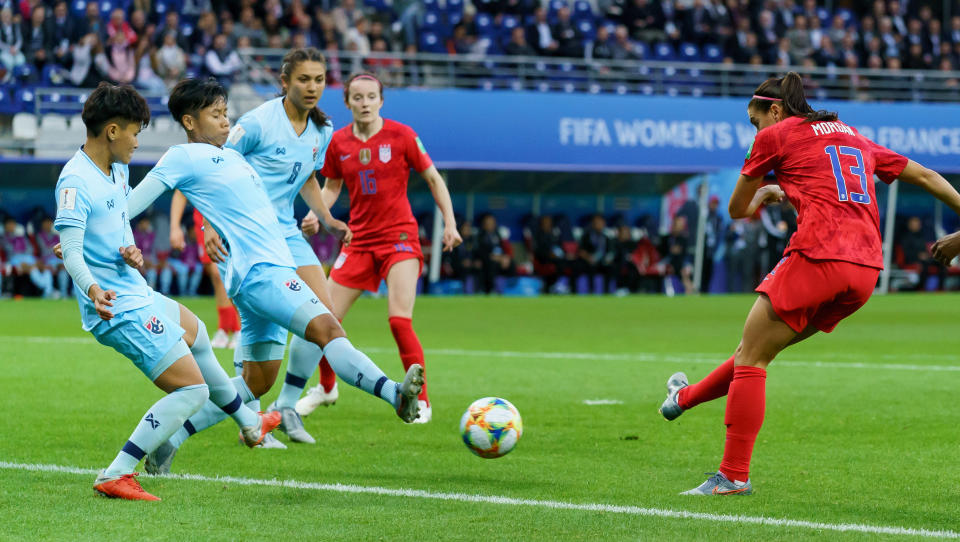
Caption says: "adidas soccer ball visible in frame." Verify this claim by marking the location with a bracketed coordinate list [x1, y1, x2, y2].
[459, 397, 523, 458]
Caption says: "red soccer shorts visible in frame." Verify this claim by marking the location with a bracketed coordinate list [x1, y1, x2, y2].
[193, 209, 212, 265]
[330, 241, 423, 292]
[755, 251, 879, 333]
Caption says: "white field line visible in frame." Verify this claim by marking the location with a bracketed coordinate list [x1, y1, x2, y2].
[0, 461, 956, 539]
[582, 399, 624, 405]
[5, 335, 960, 372]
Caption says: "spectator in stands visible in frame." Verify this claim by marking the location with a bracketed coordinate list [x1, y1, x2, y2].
[129, 9, 150, 45]
[756, 9, 779, 59]
[552, 6, 583, 58]
[661, 215, 694, 294]
[475, 214, 514, 294]
[448, 22, 477, 55]
[107, 8, 138, 48]
[36, 216, 69, 298]
[332, 0, 365, 38]
[161, 235, 202, 296]
[610, 223, 638, 294]
[506, 26, 536, 56]
[49, 1, 75, 68]
[155, 12, 190, 51]
[610, 24, 642, 60]
[67, 33, 105, 87]
[156, 31, 186, 87]
[2, 215, 53, 297]
[76, 2, 105, 43]
[701, 195, 724, 293]
[0, 7, 25, 82]
[949, 16, 960, 46]
[235, 6, 264, 46]
[759, 200, 796, 272]
[530, 214, 567, 294]
[182, 0, 213, 19]
[527, 6, 558, 56]
[22, 4, 52, 74]
[104, 30, 136, 84]
[443, 221, 478, 288]
[787, 14, 813, 61]
[365, 37, 403, 86]
[133, 216, 158, 289]
[136, 41, 166, 93]
[577, 214, 614, 293]
[204, 33, 243, 84]
[682, 0, 715, 46]
[899, 216, 946, 290]
[344, 16, 371, 56]
[631, 229, 663, 293]
[589, 24, 614, 61]
[623, 0, 666, 43]
[191, 12, 219, 56]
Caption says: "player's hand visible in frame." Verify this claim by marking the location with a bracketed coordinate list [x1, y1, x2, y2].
[53, 243, 63, 259]
[88, 284, 116, 320]
[760, 184, 786, 204]
[119, 245, 143, 269]
[204, 227, 229, 263]
[301, 211, 320, 236]
[326, 218, 352, 245]
[169, 226, 185, 251]
[932, 231, 960, 266]
[443, 224, 463, 252]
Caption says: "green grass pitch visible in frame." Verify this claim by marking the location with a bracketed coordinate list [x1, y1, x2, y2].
[0, 294, 958, 541]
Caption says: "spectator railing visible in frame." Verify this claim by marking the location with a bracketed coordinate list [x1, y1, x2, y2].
[240, 48, 960, 103]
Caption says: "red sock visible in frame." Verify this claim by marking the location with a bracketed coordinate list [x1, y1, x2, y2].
[389, 316, 428, 403]
[317, 317, 341, 393]
[229, 305, 240, 331]
[718, 366, 766, 483]
[217, 306, 234, 332]
[677, 355, 735, 410]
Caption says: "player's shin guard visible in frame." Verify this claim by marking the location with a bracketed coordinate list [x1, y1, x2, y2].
[678, 355, 735, 410]
[275, 336, 321, 409]
[323, 337, 399, 408]
[104, 384, 208, 477]
[718, 366, 766, 483]
[389, 316, 428, 402]
[192, 320, 257, 428]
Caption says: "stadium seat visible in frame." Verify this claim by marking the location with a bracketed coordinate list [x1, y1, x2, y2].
[0, 86, 19, 115]
[476, 13, 495, 38]
[422, 0, 439, 11]
[447, 0, 464, 16]
[71, 0, 87, 18]
[40, 115, 69, 132]
[653, 42, 675, 61]
[152, 116, 176, 132]
[422, 10, 444, 32]
[577, 19, 595, 40]
[634, 41, 650, 59]
[679, 42, 700, 62]
[418, 32, 445, 54]
[501, 15, 520, 33]
[69, 114, 84, 131]
[703, 43, 723, 62]
[12, 113, 38, 140]
[99, 0, 115, 19]
[573, 0, 593, 20]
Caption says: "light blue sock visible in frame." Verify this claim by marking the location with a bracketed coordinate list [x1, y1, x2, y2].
[275, 336, 321, 409]
[191, 321, 257, 428]
[104, 384, 208, 477]
[323, 337, 398, 408]
[169, 375, 257, 449]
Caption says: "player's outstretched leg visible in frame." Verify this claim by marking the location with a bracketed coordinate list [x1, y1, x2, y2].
[231, 344, 286, 449]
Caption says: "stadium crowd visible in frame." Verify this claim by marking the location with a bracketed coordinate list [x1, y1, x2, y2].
[0, 0, 959, 91]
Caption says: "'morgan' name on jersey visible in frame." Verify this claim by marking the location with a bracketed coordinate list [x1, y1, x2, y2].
[811, 121, 855, 137]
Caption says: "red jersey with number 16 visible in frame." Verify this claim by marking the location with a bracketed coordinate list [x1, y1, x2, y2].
[320, 119, 433, 249]
[741, 116, 908, 269]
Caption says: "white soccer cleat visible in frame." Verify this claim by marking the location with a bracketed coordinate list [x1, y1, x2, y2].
[295, 383, 339, 417]
[411, 400, 431, 424]
[211, 329, 230, 349]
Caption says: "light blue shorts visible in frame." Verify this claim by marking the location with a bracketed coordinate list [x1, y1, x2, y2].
[233, 263, 330, 360]
[286, 234, 321, 268]
[91, 293, 188, 381]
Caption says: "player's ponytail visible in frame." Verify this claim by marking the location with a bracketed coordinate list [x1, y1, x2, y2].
[280, 47, 332, 129]
[750, 72, 837, 123]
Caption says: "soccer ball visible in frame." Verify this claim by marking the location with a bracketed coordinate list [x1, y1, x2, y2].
[459, 397, 523, 458]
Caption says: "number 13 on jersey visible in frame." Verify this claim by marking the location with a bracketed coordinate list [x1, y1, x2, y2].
[359, 169, 377, 195]
[825, 145, 870, 205]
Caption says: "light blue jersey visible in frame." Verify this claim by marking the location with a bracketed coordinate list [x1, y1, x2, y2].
[54, 149, 152, 330]
[142, 143, 296, 296]
[225, 97, 332, 239]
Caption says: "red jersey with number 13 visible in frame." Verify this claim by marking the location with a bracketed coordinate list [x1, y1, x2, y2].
[321, 119, 433, 249]
[741, 116, 907, 269]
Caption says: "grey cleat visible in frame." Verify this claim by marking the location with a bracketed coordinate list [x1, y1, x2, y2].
[659, 371, 689, 421]
[144, 440, 178, 475]
[269, 403, 316, 444]
[681, 471, 752, 496]
[395, 364, 424, 423]
[237, 431, 287, 449]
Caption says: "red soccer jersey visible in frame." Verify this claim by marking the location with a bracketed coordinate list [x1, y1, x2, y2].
[321, 119, 433, 249]
[741, 116, 908, 269]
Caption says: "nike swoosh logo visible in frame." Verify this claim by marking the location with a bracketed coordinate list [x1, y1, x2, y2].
[340, 154, 350, 160]
[712, 486, 750, 495]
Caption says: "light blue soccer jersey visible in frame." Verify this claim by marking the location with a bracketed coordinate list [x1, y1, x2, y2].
[54, 149, 152, 330]
[225, 97, 332, 239]
[142, 143, 296, 296]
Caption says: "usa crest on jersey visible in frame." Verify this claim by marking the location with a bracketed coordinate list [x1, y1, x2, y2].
[379, 144, 391, 163]
[144, 316, 165, 334]
[359, 148, 371, 164]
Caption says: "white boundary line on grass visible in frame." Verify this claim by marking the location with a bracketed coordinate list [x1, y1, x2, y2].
[1, 461, 957, 539]
[7, 336, 960, 372]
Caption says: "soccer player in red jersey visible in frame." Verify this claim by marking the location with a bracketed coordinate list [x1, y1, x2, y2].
[169, 194, 240, 347]
[659, 72, 960, 495]
[297, 73, 461, 423]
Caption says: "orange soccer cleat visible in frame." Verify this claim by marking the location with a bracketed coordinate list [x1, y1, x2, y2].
[239, 410, 282, 448]
[93, 472, 160, 501]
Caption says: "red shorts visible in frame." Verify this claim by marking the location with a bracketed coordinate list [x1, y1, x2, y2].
[330, 241, 423, 292]
[193, 209, 211, 265]
[755, 252, 879, 333]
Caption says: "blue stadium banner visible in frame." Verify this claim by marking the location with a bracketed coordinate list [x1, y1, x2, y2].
[321, 89, 960, 173]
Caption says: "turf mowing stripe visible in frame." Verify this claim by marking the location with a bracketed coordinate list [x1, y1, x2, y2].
[6, 336, 960, 372]
[0, 461, 956, 539]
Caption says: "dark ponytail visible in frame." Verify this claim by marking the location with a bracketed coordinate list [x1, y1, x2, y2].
[280, 47, 332, 128]
[749, 71, 837, 123]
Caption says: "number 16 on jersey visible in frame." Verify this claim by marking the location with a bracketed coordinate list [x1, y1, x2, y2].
[359, 169, 377, 195]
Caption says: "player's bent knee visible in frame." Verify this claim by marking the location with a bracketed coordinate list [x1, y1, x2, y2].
[304, 314, 345, 347]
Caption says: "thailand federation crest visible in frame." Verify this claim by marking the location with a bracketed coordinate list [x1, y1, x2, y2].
[144, 316, 165, 334]
[285, 279, 302, 291]
[378, 144, 392, 163]
[312, 146, 319, 162]
[359, 148, 371, 164]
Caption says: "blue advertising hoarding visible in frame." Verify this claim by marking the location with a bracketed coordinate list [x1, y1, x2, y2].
[319, 89, 960, 173]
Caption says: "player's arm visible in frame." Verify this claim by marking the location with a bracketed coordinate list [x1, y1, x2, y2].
[302, 176, 344, 236]
[897, 160, 960, 264]
[59, 226, 116, 320]
[420, 165, 462, 251]
[299, 173, 352, 244]
[202, 217, 228, 263]
[169, 190, 188, 250]
[729, 174, 785, 219]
